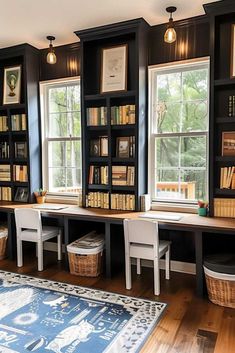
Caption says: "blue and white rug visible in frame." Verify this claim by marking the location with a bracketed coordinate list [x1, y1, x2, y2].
[0, 271, 166, 353]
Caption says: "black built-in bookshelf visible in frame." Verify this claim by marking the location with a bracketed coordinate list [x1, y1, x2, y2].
[75, 18, 149, 210]
[204, 0, 235, 216]
[0, 44, 41, 203]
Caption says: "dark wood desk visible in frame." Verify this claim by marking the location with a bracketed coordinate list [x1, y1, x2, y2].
[0, 203, 235, 297]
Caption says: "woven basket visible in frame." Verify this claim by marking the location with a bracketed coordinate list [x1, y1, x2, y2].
[0, 235, 8, 260]
[68, 251, 103, 277]
[204, 267, 235, 308]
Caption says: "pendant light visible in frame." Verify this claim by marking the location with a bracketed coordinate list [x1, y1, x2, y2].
[46, 36, 57, 64]
[164, 7, 177, 44]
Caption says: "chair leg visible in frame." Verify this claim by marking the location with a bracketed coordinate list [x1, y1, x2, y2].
[153, 257, 160, 296]
[125, 255, 132, 290]
[57, 231, 62, 261]
[165, 246, 170, 280]
[37, 241, 43, 271]
[137, 258, 141, 275]
[17, 239, 23, 267]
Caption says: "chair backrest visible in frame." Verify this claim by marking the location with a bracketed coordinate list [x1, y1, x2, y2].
[15, 208, 42, 237]
[123, 219, 159, 249]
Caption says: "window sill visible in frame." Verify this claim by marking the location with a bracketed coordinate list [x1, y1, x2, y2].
[151, 202, 197, 214]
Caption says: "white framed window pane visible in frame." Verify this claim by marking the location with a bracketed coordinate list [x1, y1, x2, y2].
[156, 169, 180, 199]
[49, 87, 67, 113]
[49, 167, 81, 193]
[156, 102, 181, 133]
[182, 101, 208, 132]
[180, 169, 207, 201]
[182, 69, 208, 101]
[180, 136, 207, 168]
[157, 72, 181, 103]
[156, 137, 179, 168]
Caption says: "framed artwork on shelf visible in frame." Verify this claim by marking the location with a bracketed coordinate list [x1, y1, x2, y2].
[14, 187, 28, 202]
[3, 65, 21, 105]
[222, 131, 235, 156]
[101, 44, 127, 93]
[116, 137, 130, 158]
[90, 139, 100, 157]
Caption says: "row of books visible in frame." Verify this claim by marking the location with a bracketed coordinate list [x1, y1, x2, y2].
[0, 187, 12, 201]
[88, 166, 108, 185]
[0, 142, 9, 159]
[228, 96, 235, 117]
[0, 165, 10, 181]
[220, 167, 235, 189]
[86, 192, 109, 209]
[111, 193, 135, 210]
[0, 116, 8, 132]
[87, 107, 107, 126]
[214, 198, 235, 218]
[111, 105, 135, 125]
[13, 165, 28, 182]
[11, 114, 27, 131]
[90, 136, 108, 157]
[112, 166, 135, 186]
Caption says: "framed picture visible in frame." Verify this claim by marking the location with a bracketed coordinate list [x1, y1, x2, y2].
[101, 44, 128, 93]
[231, 25, 235, 77]
[14, 187, 28, 202]
[3, 65, 21, 105]
[116, 137, 130, 158]
[222, 131, 235, 156]
[90, 139, 100, 157]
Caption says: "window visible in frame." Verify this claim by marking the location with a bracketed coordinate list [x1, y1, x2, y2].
[40, 77, 81, 196]
[149, 58, 209, 204]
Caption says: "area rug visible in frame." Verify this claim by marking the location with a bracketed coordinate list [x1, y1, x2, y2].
[0, 271, 166, 353]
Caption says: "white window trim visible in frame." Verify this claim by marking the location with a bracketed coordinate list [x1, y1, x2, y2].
[40, 76, 81, 203]
[148, 57, 210, 212]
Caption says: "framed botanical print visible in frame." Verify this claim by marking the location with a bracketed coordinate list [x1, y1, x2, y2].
[3, 65, 21, 105]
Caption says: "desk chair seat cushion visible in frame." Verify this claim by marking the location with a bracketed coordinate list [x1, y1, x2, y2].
[130, 240, 171, 260]
[19, 226, 61, 242]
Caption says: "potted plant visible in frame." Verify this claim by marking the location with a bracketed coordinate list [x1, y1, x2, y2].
[197, 200, 208, 217]
[34, 189, 47, 204]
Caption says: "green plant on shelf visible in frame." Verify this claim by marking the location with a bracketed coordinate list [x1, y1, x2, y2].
[34, 188, 47, 197]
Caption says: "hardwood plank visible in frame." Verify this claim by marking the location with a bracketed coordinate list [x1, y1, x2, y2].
[213, 308, 235, 353]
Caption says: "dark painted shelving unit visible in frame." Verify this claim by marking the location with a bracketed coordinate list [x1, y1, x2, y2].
[0, 44, 41, 203]
[75, 18, 150, 210]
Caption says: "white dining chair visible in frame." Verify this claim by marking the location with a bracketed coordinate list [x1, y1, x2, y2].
[15, 208, 62, 271]
[123, 219, 171, 296]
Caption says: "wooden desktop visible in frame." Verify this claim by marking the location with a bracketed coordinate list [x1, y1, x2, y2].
[0, 202, 235, 297]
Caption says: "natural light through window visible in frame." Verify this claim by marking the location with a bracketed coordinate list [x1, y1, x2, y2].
[40, 78, 81, 196]
[149, 59, 209, 204]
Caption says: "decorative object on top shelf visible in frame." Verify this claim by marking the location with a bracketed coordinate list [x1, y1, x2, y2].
[34, 188, 47, 204]
[14, 187, 28, 202]
[101, 44, 127, 93]
[231, 24, 235, 78]
[116, 137, 130, 158]
[222, 131, 235, 156]
[164, 6, 177, 44]
[46, 36, 57, 65]
[3, 66, 21, 105]
[197, 200, 208, 217]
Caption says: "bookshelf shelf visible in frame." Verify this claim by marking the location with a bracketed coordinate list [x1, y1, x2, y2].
[76, 18, 149, 210]
[216, 117, 235, 123]
[214, 78, 235, 86]
[215, 188, 235, 196]
[215, 156, 235, 162]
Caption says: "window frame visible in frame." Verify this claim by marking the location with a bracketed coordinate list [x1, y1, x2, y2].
[148, 57, 210, 210]
[40, 76, 81, 200]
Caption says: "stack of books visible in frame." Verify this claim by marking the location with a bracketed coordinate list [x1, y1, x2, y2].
[111, 105, 135, 125]
[86, 192, 109, 208]
[0, 142, 9, 159]
[0, 187, 12, 201]
[220, 166, 235, 189]
[11, 114, 27, 131]
[0, 165, 10, 181]
[111, 194, 135, 210]
[86, 107, 107, 126]
[88, 165, 108, 185]
[13, 165, 28, 182]
[112, 166, 135, 186]
[0, 116, 8, 131]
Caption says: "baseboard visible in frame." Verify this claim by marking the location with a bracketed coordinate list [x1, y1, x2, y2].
[131, 258, 196, 275]
[45, 241, 196, 275]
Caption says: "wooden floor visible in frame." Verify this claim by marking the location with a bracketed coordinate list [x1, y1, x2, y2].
[0, 252, 234, 353]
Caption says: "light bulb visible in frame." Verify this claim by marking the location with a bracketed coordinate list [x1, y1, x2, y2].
[47, 50, 57, 65]
[164, 27, 177, 43]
